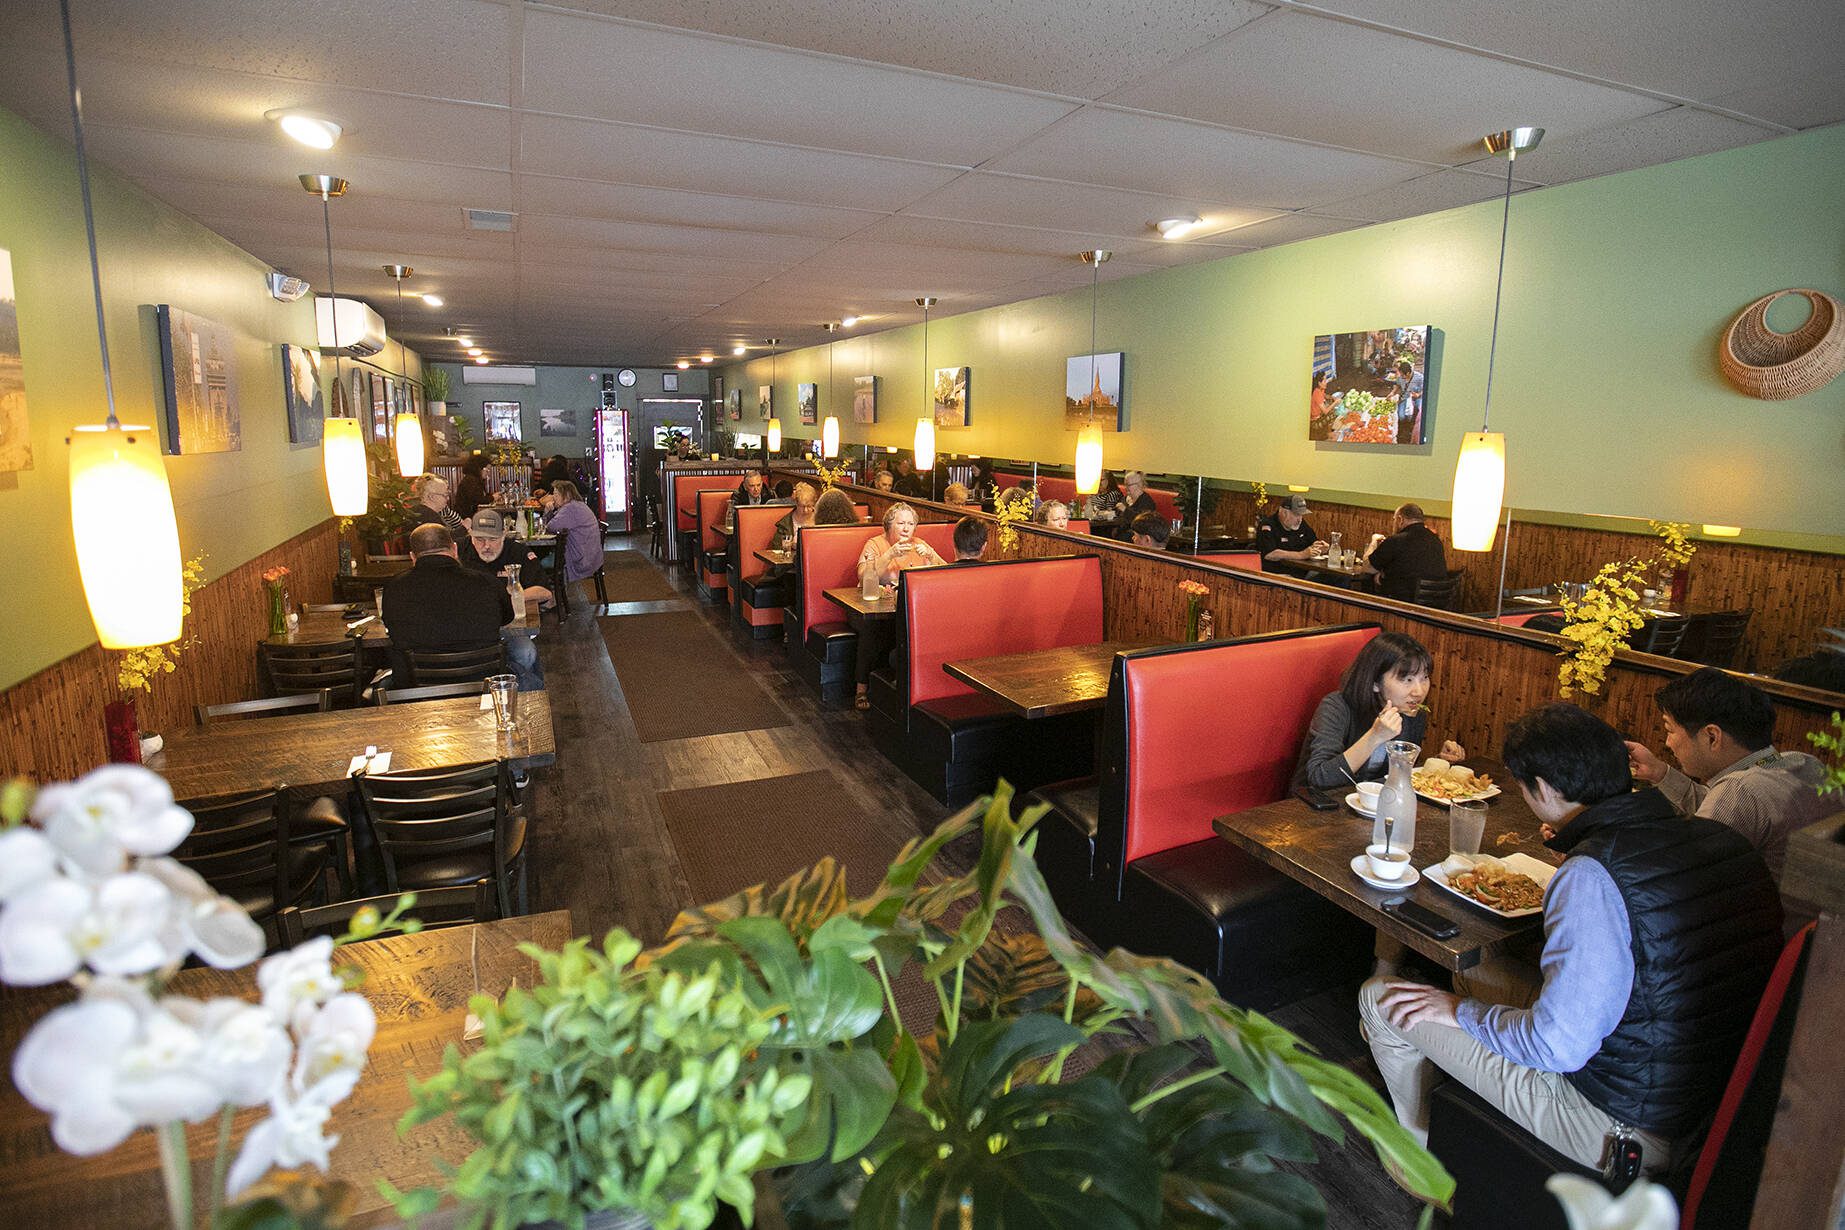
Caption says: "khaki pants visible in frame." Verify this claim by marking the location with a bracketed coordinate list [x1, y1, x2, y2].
[1358, 966, 1671, 1172]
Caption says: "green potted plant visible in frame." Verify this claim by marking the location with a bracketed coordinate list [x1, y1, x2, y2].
[348, 443, 416, 553]
[424, 366, 452, 416]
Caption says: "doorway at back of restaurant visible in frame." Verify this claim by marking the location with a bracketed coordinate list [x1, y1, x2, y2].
[633, 397, 709, 518]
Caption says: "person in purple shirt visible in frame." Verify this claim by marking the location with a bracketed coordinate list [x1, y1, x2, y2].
[1359, 703, 1780, 1174]
[540, 479, 605, 584]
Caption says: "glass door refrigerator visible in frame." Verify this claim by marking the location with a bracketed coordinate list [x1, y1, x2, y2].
[594, 407, 633, 531]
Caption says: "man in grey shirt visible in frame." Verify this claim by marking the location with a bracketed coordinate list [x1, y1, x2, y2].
[1625, 668, 1838, 883]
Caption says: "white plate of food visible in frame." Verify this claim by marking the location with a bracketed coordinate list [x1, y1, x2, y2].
[1411, 758, 1501, 805]
[1423, 853, 1555, 918]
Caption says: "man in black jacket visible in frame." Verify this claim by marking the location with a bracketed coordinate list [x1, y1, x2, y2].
[383, 524, 534, 688]
[1359, 703, 1781, 1172]
[1360, 503, 1448, 601]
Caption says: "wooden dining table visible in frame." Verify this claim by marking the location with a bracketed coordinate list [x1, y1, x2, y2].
[1212, 762, 1558, 971]
[824, 585, 895, 626]
[145, 692, 556, 800]
[264, 602, 540, 647]
[755, 548, 793, 569]
[943, 641, 1151, 718]
[0, 910, 575, 1229]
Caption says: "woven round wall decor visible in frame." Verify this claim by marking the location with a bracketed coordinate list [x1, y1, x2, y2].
[1718, 287, 1844, 400]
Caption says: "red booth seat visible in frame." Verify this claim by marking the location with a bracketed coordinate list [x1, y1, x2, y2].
[1196, 551, 1261, 571]
[732, 505, 789, 636]
[869, 555, 1105, 806]
[999, 473, 1181, 525]
[675, 474, 743, 531]
[1493, 611, 1544, 627]
[1027, 624, 1380, 1008]
[696, 489, 733, 599]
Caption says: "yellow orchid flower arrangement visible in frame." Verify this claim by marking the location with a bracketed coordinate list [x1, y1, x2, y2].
[993, 485, 1035, 551]
[812, 460, 850, 489]
[1556, 522, 1699, 697]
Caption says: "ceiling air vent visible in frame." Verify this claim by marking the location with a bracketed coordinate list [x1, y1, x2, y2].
[464, 207, 516, 232]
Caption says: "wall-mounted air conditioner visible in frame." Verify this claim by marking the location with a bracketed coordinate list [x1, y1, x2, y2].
[314, 295, 387, 357]
[461, 365, 538, 386]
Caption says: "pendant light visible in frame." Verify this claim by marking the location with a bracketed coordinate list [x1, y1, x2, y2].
[913, 297, 937, 471]
[764, 337, 782, 454]
[820, 321, 841, 458]
[302, 173, 368, 516]
[58, 0, 184, 649]
[382, 264, 424, 477]
[1450, 126, 1542, 552]
[1074, 250, 1111, 495]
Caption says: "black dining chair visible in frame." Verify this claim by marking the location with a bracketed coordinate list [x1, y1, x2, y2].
[1690, 609, 1752, 669]
[1635, 615, 1692, 657]
[400, 642, 506, 686]
[174, 786, 329, 931]
[195, 690, 333, 725]
[274, 879, 497, 946]
[375, 680, 491, 706]
[352, 761, 528, 919]
[260, 640, 366, 706]
[647, 495, 664, 560]
[549, 528, 572, 618]
[1412, 570, 1466, 612]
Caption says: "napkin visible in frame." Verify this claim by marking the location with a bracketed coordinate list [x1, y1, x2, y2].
[480, 693, 494, 711]
[348, 750, 391, 775]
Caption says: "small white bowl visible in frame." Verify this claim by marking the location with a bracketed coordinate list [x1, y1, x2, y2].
[1365, 843, 1412, 882]
[1356, 781, 1383, 804]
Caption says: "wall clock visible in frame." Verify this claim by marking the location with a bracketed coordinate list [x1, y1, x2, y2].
[616, 368, 637, 387]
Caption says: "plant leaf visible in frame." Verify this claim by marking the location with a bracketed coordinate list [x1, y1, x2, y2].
[662, 857, 850, 952]
[961, 931, 1099, 1021]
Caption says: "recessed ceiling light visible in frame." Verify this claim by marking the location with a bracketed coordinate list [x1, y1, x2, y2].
[1154, 215, 1202, 240]
[421, 293, 444, 307]
[676, 360, 690, 370]
[474, 355, 490, 365]
[268, 110, 342, 150]
[732, 345, 747, 356]
[467, 347, 482, 356]
[456, 335, 473, 347]
[841, 316, 860, 328]
[699, 355, 713, 363]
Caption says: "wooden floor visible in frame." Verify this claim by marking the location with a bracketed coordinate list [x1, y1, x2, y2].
[526, 538, 1422, 1228]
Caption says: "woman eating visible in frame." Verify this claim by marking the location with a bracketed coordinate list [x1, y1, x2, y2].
[852, 503, 946, 709]
[1292, 631, 1466, 790]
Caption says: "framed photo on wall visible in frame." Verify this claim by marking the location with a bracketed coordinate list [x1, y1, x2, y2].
[853, 375, 876, 424]
[1309, 325, 1431, 445]
[0, 247, 34, 472]
[370, 373, 390, 441]
[663, 372, 679, 392]
[280, 344, 323, 444]
[797, 382, 818, 425]
[932, 366, 969, 428]
[483, 400, 522, 441]
[1064, 352, 1124, 432]
[728, 388, 742, 421]
[154, 304, 242, 454]
[757, 385, 772, 419]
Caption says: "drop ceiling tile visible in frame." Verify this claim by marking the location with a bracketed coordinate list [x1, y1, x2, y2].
[517, 175, 879, 238]
[793, 240, 1059, 286]
[902, 172, 1280, 239]
[520, 249, 789, 278]
[1207, 212, 1371, 248]
[987, 108, 1433, 209]
[1110, 10, 1669, 165]
[857, 215, 1150, 260]
[1501, 107, 1781, 186]
[518, 214, 835, 263]
[518, 114, 960, 211]
[540, 0, 1271, 98]
[1311, 167, 1540, 222]
[1301, 0, 1845, 106]
[1702, 65, 1845, 131]
[522, 8, 1077, 165]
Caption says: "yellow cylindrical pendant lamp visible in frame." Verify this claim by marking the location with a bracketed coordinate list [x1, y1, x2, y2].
[394, 411, 424, 476]
[913, 417, 935, 471]
[766, 417, 782, 453]
[821, 415, 840, 459]
[1074, 425, 1104, 495]
[324, 417, 369, 516]
[1450, 431, 1506, 552]
[68, 423, 184, 648]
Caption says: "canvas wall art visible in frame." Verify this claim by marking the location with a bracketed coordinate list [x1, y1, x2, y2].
[1309, 325, 1431, 445]
[1065, 352, 1124, 432]
[0, 248, 32, 472]
[797, 382, 818, 426]
[539, 407, 579, 437]
[281, 344, 323, 444]
[155, 304, 242, 454]
[484, 400, 522, 441]
[426, 414, 457, 459]
[370, 373, 390, 441]
[932, 366, 969, 428]
[757, 385, 772, 419]
[727, 389, 742, 421]
[853, 375, 876, 424]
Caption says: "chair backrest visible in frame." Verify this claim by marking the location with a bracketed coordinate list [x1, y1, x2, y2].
[1691, 609, 1752, 668]
[1638, 615, 1692, 657]
[1681, 922, 1816, 1229]
[793, 524, 882, 637]
[895, 556, 1106, 708]
[910, 521, 959, 561]
[1196, 551, 1262, 571]
[734, 504, 788, 579]
[1413, 570, 1466, 611]
[276, 880, 496, 946]
[173, 786, 293, 919]
[674, 473, 743, 530]
[402, 642, 507, 686]
[1099, 624, 1380, 884]
[261, 639, 363, 703]
[375, 680, 490, 706]
[197, 690, 333, 726]
[698, 489, 733, 554]
[354, 761, 515, 913]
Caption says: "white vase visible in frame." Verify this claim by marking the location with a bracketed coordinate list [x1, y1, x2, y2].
[1546, 1175, 1679, 1230]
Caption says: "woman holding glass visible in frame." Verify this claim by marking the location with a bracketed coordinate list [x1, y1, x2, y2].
[853, 503, 945, 709]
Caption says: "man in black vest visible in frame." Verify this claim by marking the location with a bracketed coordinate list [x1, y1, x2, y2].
[1359, 703, 1780, 1172]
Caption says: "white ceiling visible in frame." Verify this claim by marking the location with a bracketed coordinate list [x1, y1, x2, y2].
[0, 0, 1838, 367]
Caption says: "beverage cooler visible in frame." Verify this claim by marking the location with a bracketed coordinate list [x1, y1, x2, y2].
[595, 407, 633, 531]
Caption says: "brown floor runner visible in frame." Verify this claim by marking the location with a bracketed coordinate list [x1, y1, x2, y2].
[598, 610, 788, 742]
[658, 769, 906, 904]
[595, 550, 682, 603]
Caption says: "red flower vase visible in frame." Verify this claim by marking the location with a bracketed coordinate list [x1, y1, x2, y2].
[1668, 567, 1689, 607]
[104, 698, 142, 764]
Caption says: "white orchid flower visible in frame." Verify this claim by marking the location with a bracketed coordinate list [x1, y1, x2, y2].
[0, 872, 175, 985]
[165, 997, 291, 1107]
[111, 1004, 223, 1126]
[291, 993, 375, 1103]
[11, 985, 145, 1155]
[140, 858, 265, 970]
[225, 1083, 342, 1197]
[0, 827, 58, 902]
[32, 766, 193, 879]
[256, 936, 342, 1029]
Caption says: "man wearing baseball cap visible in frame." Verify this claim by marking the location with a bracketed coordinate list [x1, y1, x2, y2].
[1257, 492, 1327, 572]
[460, 507, 548, 690]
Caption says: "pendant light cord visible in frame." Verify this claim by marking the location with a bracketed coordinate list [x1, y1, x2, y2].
[59, 0, 117, 426]
[321, 194, 344, 397]
[1087, 259, 1099, 427]
[1480, 149, 1516, 431]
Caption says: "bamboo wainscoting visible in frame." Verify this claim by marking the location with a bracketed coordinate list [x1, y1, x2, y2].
[791, 474, 1843, 759]
[0, 520, 340, 782]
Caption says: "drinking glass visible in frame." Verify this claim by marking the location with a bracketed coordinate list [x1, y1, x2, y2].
[486, 673, 519, 731]
[372, 587, 385, 616]
[860, 568, 881, 601]
[1449, 799, 1487, 857]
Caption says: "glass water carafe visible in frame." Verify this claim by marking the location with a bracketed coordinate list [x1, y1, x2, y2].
[1371, 739, 1420, 853]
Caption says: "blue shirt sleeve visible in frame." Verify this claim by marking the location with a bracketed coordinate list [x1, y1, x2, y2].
[1455, 858, 1633, 1073]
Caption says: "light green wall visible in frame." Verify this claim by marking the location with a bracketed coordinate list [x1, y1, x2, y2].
[0, 107, 422, 690]
[725, 124, 1845, 541]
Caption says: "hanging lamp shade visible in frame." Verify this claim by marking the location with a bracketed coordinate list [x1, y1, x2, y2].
[1074, 425, 1104, 495]
[766, 417, 782, 453]
[394, 410, 424, 476]
[913, 417, 935, 471]
[821, 414, 840, 459]
[69, 422, 184, 648]
[324, 416, 369, 516]
[1450, 431, 1506, 552]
